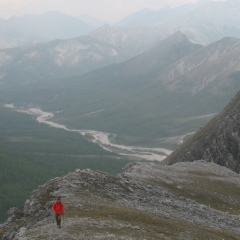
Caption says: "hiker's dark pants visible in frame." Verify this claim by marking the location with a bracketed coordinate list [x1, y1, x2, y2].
[55, 214, 62, 226]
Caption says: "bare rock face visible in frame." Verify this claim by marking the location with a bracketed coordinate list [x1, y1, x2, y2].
[164, 91, 240, 173]
[1, 162, 240, 240]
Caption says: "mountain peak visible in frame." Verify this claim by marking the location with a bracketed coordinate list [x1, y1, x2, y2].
[163, 31, 188, 42]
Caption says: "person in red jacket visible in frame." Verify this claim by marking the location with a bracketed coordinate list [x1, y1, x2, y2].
[52, 196, 64, 228]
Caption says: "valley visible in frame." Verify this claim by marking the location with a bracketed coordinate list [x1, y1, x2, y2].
[5, 104, 173, 161]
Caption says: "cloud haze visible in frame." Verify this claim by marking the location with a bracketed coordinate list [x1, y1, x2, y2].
[0, 0, 199, 22]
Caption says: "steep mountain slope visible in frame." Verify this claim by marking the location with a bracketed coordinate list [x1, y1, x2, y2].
[115, 31, 202, 77]
[89, 24, 174, 59]
[163, 90, 240, 173]
[0, 12, 93, 49]
[155, 37, 240, 115]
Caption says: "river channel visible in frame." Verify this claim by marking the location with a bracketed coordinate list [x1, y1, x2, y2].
[5, 104, 173, 161]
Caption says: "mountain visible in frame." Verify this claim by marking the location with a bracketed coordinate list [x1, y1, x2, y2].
[89, 24, 174, 59]
[117, 0, 240, 45]
[163, 90, 240, 173]
[0, 12, 93, 49]
[1, 0, 240, 50]
[0, 32, 204, 140]
[154, 37, 240, 114]
[116, 2, 200, 28]
[0, 35, 124, 83]
[180, 0, 240, 44]
[0, 25, 173, 85]
[18, 35, 240, 137]
[1, 33, 240, 144]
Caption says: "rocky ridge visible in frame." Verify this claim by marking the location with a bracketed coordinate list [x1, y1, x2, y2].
[1, 160, 240, 240]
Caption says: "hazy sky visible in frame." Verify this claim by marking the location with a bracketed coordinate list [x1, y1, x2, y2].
[0, 0, 201, 22]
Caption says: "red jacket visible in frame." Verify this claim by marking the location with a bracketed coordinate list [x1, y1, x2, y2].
[53, 201, 64, 215]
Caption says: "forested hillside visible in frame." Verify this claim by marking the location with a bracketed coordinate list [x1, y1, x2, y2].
[0, 106, 131, 222]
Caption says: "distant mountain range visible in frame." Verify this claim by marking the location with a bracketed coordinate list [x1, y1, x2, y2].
[0, 12, 93, 49]
[0, 25, 182, 86]
[117, 0, 240, 45]
[1, 0, 240, 50]
[116, 0, 214, 27]
[0, 35, 124, 82]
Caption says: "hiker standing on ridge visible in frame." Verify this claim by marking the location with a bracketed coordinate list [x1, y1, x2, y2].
[52, 196, 64, 228]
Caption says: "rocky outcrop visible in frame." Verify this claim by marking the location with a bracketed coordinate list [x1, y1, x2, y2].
[164, 91, 240, 173]
[1, 162, 240, 240]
